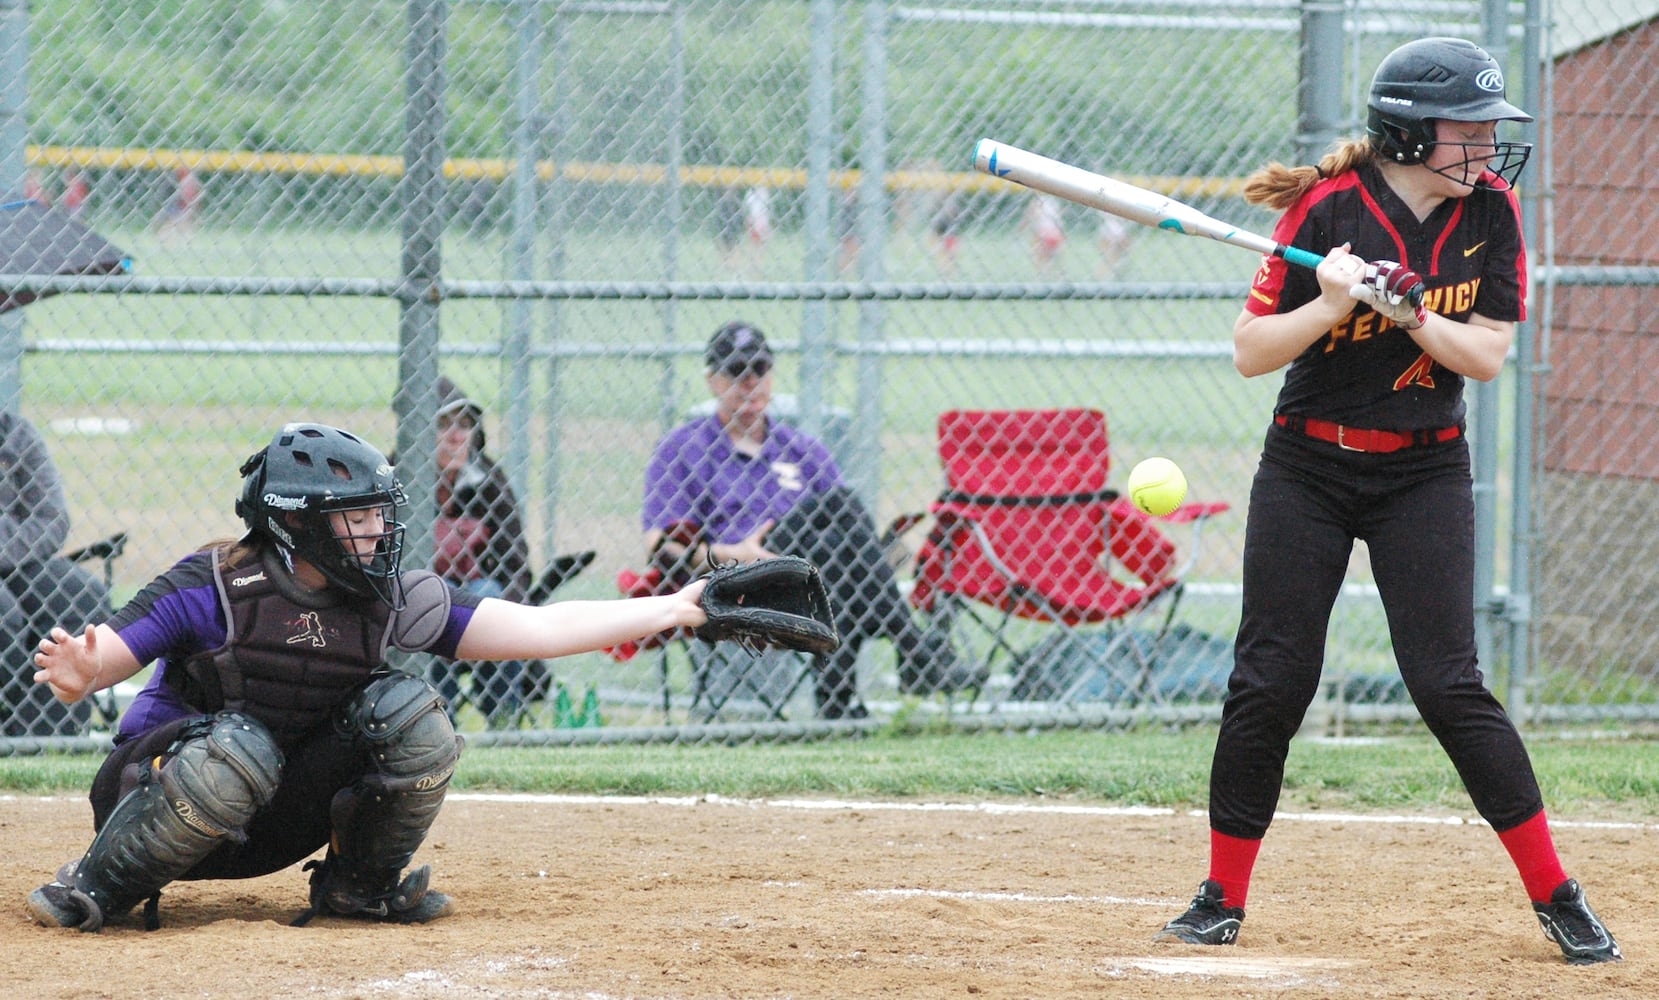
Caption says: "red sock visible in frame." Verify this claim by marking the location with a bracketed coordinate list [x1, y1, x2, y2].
[1208, 829, 1262, 909]
[1496, 810, 1569, 903]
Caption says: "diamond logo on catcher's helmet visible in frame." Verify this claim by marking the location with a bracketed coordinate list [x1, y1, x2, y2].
[1475, 68, 1505, 92]
[263, 492, 309, 511]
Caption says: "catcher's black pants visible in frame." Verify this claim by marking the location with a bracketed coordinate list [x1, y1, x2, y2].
[1210, 424, 1544, 840]
[91, 716, 370, 880]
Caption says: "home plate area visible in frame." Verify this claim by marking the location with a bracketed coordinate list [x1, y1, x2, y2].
[3, 794, 1650, 998]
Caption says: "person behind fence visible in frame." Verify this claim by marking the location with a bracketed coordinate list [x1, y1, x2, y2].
[642, 320, 983, 721]
[0, 408, 112, 738]
[25, 421, 708, 932]
[1153, 37, 1620, 965]
[414, 377, 536, 727]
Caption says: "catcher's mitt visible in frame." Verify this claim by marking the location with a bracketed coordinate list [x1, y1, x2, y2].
[695, 556, 840, 655]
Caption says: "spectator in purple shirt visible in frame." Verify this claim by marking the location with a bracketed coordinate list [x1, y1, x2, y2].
[26, 422, 708, 933]
[644, 321, 983, 720]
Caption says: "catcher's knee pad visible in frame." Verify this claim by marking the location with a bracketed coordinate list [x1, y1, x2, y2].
[333, 671, 464, 792]
[62, 712, 283, 930]
[315, 672, 463, 917]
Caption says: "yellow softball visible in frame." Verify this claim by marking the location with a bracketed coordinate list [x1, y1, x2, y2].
[1127, 457, 1187, 517]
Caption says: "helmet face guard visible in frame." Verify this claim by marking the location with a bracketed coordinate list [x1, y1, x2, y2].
[1366, 36, 1533, 190]
[314, 492, 408, 606]
[236, 423, 408, 607]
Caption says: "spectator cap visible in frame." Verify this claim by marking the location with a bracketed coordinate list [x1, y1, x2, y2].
[705, 320, 773, 375]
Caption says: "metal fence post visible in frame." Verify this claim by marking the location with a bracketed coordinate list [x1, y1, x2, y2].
[1469, 2, 1514, 682]
[1293, 0, 1345, 167]
[798, 0, 836, 438]
[0, 0, 28, 413]
[848, 0, 889, 502]
[1505, 0, 1548, 721]
[395, 0, 449, 575]
[505, 0, 543, 547]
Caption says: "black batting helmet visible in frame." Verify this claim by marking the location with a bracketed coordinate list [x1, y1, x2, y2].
[235, 423, 408, 606]
[1366, 37, 1533, 189]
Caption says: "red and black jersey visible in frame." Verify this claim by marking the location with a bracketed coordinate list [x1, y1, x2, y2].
[1243, 162, 1526, 430]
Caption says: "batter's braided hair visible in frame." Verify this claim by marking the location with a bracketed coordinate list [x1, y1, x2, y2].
[1241, 137, 1377, 211]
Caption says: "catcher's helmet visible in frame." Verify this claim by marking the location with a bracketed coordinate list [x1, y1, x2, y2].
[1366, 37, 1532, 189]
[235, 423, 407, 606]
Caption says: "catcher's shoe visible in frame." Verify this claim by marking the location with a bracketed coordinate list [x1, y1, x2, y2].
[1533, 879, 1621, 965]
[293, 860, 455, 926]
[26, 863, 102, 931]
[1154, 879, 1244, 945]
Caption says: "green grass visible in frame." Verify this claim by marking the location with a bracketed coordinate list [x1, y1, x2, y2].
[8, 728, 1659, 822]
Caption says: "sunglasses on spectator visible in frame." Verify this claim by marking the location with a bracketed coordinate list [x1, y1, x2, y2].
[719, 358, 772, 378]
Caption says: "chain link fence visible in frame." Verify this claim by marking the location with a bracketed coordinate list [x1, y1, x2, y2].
[1, 0, 1653, 750]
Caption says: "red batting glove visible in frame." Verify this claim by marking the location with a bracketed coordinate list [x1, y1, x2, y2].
[1349, 260, 1427, 330]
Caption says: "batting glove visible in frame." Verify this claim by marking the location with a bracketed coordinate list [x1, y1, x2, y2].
[1350, 260, 1427, 330]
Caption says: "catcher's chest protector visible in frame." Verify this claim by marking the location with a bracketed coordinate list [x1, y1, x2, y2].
[172, 548, 394, 749]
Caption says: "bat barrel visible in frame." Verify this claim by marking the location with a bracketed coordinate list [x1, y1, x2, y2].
[974, 139, 1168, 232]
[974, 138, 1281, 259]
[972, 139, 1413, 298]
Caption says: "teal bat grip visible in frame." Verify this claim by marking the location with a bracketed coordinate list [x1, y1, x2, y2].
[1278, 245, 1325, 270]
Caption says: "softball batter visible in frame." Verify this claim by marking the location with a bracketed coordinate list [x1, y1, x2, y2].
[1155, 38, 1620, 965]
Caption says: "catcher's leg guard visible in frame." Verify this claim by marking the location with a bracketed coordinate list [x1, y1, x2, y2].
[295, 671, 463, 925]
[26, 713, 283, 932]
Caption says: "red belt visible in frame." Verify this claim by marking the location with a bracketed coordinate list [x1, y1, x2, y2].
[1275, 415, 1463, 454]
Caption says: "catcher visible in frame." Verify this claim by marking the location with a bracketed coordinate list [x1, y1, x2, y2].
[25, 422, 716, 932]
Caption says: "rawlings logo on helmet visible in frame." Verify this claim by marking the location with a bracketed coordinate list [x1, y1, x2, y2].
[1474, 68, 1505, 93]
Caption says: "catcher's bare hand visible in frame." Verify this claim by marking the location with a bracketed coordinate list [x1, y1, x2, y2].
[32, 624, 103, 704]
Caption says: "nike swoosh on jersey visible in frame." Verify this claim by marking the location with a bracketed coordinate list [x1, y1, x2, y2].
[1463, 241, 1487, 257]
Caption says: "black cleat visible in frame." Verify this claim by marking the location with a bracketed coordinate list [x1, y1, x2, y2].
[1533, 879, 1621, 965]
[1155, 879, 1244, 945]
[25, 861, 104, 932]
[292, 861, 455, 927]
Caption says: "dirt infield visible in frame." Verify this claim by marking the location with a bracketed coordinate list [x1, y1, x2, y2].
[4, 793, 1653, 998]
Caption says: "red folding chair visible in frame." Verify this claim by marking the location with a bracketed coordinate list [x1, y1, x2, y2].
[908, 408, 1229, 707]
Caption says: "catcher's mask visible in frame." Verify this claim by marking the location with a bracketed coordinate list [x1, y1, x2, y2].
[1366, 36, 1532, 191]
[235, 422, 408, 608]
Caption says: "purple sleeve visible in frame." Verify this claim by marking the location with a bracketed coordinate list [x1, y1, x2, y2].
[110, 553, 229, 740]
[429, 585, 482, 658]
[108, 553, 227, 666]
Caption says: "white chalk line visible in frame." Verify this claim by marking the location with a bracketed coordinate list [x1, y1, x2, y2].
[12, 790, 1653, 832]
[1110, 955, 1358, 981]
[863, 886, 1176, 907]
[447, 791, 1659, 832]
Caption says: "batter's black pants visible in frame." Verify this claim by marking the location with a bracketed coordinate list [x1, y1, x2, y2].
[1209, 424, 1544, 840]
